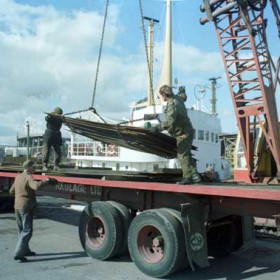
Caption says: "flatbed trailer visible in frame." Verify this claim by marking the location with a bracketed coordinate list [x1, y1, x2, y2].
[1, 167, 279, 277]
[1, 0, 279, 277]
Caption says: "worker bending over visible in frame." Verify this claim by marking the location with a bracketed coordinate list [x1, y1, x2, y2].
[149, 85, 201, 184]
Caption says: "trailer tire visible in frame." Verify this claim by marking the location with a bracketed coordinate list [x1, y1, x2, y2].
[128, 209, 185, 278]
[107, 201, 133, 255]
[160, 208, 189, 270]
[81, 201, 124, 260]
[159, 207, 180, 220]
[79, 208, 89, 250]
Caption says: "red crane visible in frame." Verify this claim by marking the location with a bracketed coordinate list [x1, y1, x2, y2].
[200, 0, 280, 183]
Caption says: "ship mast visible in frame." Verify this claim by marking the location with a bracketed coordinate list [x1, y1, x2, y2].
[145, 17, 159, 106]
[135, 0, 172, 109]
[155, 0, 172, 100]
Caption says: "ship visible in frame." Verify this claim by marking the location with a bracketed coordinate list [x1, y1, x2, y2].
[67, 0, 230, 180]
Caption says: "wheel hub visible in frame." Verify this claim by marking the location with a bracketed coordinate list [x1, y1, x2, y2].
[86, 216, 106, 248]
[138, 225, 164, 263]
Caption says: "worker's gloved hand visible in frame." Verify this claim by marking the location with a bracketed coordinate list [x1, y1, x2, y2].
[47, 178, 58, 185]
[149, 126, 159, 133]
[143, 122, 152, 129]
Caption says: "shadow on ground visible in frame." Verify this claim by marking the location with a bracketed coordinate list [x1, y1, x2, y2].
[34, 197, 84, 226]
[25, 251, 88, 263]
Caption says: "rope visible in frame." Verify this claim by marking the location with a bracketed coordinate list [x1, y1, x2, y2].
[139, 0, 156, 115]
[64, 108, 92, 116]
[91, 0, 110, 108]
[63, 107, 107, 124]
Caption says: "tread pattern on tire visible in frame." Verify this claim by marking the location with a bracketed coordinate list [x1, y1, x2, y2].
[107, 201, 133, 255]
[159, 208, 189, 270]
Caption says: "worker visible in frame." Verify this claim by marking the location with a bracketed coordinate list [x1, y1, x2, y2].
[149, 85, 201, 184]
[9, 160, 55, 262]
[202, 166, 220, 182]
[42, 107, 63, 171]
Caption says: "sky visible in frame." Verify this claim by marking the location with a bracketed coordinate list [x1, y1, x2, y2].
[0, 0, 279, 145]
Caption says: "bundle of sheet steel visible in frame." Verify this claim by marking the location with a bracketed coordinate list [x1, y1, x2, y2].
[51, 114, 196, 159]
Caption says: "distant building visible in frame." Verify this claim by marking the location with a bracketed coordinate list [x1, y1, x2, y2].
[0, 146, 5, 164]
[4, 134, 70, 164]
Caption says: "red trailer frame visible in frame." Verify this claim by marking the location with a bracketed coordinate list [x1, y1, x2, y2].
[1, 169, 279, 275]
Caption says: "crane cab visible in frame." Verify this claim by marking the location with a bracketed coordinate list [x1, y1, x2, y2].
[234, 123, 280, 183]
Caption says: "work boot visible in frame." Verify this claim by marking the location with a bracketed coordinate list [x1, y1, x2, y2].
[176, 177, 193, 185]
[192, 173, 202, 184]
[53, 165, 60, 171]
[14, 256, 28, 262]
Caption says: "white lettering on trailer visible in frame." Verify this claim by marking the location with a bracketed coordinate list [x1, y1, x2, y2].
[90, 186, 102, 196]
[56, 184, 87, 194]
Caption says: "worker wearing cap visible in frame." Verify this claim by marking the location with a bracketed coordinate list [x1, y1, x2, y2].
[42, 107, 63, 171]
[9, 160, 52, 262]
[149, 85, 201, 184]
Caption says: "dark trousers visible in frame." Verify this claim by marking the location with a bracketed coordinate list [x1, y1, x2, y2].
[42, 141, 61, 165]
[14, 209, 33, 257]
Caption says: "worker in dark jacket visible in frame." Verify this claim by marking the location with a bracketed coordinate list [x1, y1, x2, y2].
[9, 160, 51, 262]
[42, 107, 63, 171]
[150, 85, 201, 184]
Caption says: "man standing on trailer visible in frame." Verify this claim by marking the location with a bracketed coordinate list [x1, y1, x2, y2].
[9, 160, 52, 262]
[149, 85, 201, 184]
[42, 107, 63, 171]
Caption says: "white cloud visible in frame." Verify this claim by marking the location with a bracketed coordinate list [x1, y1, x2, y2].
[0, 0, 125, 144]
[0, 0, 235, 145]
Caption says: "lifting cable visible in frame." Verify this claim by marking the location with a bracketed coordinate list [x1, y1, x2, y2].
[269, 0, 280, 91]
[65, 1, 110, 123]
[91, 0, 110, 108]
[63, 107, 107, 123]
[270, 0, 280, 38]
[139, 0, 157, 115]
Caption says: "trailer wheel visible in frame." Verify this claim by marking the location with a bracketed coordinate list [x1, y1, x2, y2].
[107, 201, 133, 255]
[128, 209, 185, 278]
[80, 201, 123, 260]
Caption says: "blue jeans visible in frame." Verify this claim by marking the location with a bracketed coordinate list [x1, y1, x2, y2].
[14, 208, 33, 257]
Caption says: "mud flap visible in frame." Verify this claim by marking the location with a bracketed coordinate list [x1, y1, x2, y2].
[181, 202, 209, 271]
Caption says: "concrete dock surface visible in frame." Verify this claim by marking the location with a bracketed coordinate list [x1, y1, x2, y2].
[0, 197, 280, 280]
